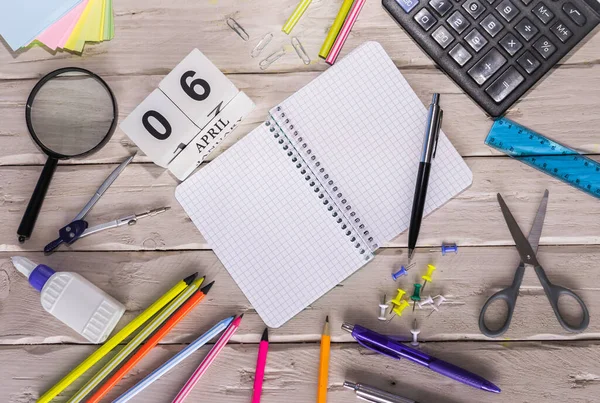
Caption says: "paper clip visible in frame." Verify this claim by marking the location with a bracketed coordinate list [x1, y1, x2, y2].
[226, 17, 249, 41]
[259, 48, 286, 70]
[291, 37, 311, 65]
[251, 33, 273, 58]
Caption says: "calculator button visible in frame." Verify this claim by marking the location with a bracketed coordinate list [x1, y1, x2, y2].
[517, 50, 541, 73]
[485, 67, 524, 102]
[515, 18, 539, 41]
[521, 0, 533, 5]
[431, 26, 455, 48]
[563, 2, 586, 26]
[551, 20, 573, 42]
[414, 8, 438, 31]
[533, 36, 557, 59]
[499, 33, 523, 55]
[429, 0, 453, 16]
[447, 11, 470, 33]
[449, 43, 473, 66]
[495, 0, 519, 22]
[480, 14, 504, 37]
[464, 29, 488, 52]
[533, 2, 554, 25]
[484, 0, 496, 4]
[467, 48, 507, 85]
[395, 0, 420, 13]
[463, 0, 486, 19]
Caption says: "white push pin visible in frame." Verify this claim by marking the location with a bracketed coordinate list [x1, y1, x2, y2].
[410, 319, 420, 347]
[378, 294, 389, 321]
[427, 295, 447, 317]
[417, 295, 434, 310]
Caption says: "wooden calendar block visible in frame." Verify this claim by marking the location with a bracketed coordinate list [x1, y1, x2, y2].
[168, 91, 255, 180]
[120, 89, 200, 168]
[159, 48, 239, 130]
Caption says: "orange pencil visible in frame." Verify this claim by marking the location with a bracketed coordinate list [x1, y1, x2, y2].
[86, 281, 214, 403]
[317, 316, 331, 403]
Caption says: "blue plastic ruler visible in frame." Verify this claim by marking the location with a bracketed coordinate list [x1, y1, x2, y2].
[485, 117, 600, 199]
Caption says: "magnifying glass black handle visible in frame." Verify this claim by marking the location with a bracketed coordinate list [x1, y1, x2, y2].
[17, 157, 58, 243]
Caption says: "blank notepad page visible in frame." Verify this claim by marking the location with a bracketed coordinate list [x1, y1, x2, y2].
[271, 42, 473, 247]
[176, 123, 370, 328]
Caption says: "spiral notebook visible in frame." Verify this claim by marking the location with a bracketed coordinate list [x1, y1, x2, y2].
[176, 42, 473, 328]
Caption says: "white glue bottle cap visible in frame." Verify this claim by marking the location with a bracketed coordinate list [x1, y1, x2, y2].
[11, 256, 55, 292]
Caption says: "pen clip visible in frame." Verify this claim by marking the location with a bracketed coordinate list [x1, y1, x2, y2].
[433, 109, 443, 159]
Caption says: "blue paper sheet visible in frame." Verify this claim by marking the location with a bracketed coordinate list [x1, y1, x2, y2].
[0, 0, 82, 50]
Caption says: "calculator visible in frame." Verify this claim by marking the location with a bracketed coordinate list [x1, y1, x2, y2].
[383, 0, 600, 117]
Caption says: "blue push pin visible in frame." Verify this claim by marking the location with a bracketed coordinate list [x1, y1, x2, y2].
[392, 265, 408, 281]
[441, 243, 458, 255]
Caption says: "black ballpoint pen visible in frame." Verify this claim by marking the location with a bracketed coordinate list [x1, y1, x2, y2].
[408, 93, 443, 261]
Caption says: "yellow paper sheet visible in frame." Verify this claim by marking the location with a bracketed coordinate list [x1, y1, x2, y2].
[64, 0, 103, 52]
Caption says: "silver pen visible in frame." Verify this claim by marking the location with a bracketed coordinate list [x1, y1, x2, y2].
[343, 381, 418, 403]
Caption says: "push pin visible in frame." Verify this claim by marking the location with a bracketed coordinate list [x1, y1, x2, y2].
[411, 283, 422, 312]
[442, 243, 458, 255]
[378, 294, 389, 321]
[427, 295, 447, 318]
[392, 300, 410, 317]
[417, 295, 434, 310]
[391, 265, 408, 281]
[421, 264, 437, 292]
[410, 319, 420, 347]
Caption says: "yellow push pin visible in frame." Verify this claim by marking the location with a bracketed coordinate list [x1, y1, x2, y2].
[421, 264, 437, 292]
[389, 288, 407, 315]
[392, 300, 410, 317]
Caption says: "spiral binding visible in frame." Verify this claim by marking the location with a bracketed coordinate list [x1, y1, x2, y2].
[268, 105, 378, 253]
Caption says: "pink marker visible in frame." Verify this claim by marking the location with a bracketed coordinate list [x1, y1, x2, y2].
[325, 0, 367, 65]
[252, 328, 270, 403]
[172, 315, 243, 403]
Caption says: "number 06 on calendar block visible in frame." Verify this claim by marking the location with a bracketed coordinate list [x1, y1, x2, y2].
[120, 49, 255, 178]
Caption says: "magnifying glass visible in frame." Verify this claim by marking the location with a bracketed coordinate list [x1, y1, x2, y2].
[17, 67, 117, 243]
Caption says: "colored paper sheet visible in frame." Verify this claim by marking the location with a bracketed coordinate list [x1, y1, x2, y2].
[64, 0, 103, 52]
[103, 0, 113, 40]
[0, 0, 82, 50]
[36, 0, 89, 50]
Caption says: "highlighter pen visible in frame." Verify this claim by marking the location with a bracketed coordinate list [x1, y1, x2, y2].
[252, 328, 270, 403]
[407, 93, 443, 261]
[319, 0, 354, 59]
[342, 323, 500, 394]
[343, 381, 417, 403]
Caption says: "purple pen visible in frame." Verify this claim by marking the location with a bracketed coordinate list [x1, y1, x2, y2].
[342, 323, 501, 394]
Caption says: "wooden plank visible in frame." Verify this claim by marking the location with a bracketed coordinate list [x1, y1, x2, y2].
[2, 158, 600, 252]
[2, 340, 600, 402]
[0, 0, 598, 80]
[2, 66, 600, 165]
[1, 247, 599, 345]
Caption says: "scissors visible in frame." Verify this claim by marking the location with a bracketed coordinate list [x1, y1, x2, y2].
[44, 154, 169, 254]
[479, 190, 589, 337]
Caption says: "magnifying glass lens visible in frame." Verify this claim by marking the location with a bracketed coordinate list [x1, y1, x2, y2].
[29, 71, 115, 156]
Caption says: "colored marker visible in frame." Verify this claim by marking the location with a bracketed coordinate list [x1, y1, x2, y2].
[67, 276, 205, 403]
[317, 316, 331, 403]
[112, 316, 235, 403]
[37, 273, 199, 403]
[319, 0, 355, 58]
[282, 0, 313, 34]
[252, 328, 270, 403]
[172, 314, 244, 402]
[325, 0, 366, 65]
[86, 281, 214, 403]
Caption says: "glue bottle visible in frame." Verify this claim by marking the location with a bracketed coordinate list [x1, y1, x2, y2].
[11, 256, 125, 343]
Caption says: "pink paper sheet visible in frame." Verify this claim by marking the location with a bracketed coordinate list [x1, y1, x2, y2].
[36, 0, 89, 50]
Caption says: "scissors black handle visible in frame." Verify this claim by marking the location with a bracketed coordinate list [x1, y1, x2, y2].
[534, 265, 590, 333]
[479, 264, 525, 337]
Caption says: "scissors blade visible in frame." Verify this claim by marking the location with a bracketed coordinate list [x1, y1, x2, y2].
[497, 193, 541, 267]
[526, 189, 548, 252]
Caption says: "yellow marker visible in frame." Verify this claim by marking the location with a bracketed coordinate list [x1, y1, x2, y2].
[319, 0, 354, 58]
[37, 274, 201, 403]
[390, 288, 406, 306]
[317, 316, 331, 403]
[282, 0, 313, 35]
[392, 300, 411, 316]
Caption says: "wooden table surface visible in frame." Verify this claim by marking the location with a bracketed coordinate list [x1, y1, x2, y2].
[2, 1, 600, 402]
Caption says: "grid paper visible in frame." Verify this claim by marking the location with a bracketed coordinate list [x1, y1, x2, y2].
[271, 41, 473, 246]
[176, 121, 371, 328]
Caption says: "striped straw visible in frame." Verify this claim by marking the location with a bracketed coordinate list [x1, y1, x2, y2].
[325, 0, 367, 65]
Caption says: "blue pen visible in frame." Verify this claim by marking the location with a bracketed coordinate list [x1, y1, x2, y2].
[342, 323, 501, 394]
